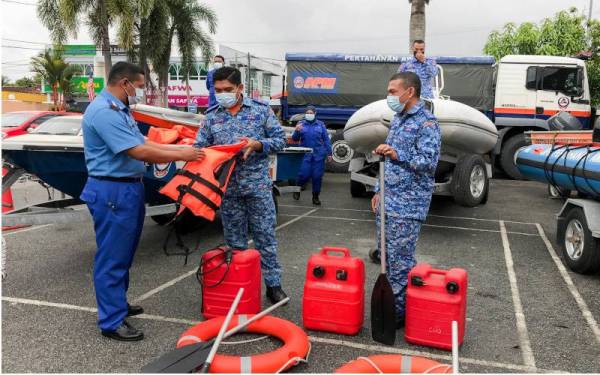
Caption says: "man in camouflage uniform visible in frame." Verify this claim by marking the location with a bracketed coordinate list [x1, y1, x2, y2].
[397, 40, 439, 99]
[194, 66, 288, 304]
[372, 71, 441, 326]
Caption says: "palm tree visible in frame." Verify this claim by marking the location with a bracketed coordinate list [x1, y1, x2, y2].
[408, 0, 430, 52]
[1, 76, 11, 87]
[134, 0, 217, 107]
[30, 48, 77, 111]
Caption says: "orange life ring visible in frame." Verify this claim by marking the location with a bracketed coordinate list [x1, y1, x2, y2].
[177, 315, 310, 373]
[334, 355, 451, 374]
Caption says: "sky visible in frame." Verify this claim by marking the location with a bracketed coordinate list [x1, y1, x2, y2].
[2, 0, 599, 80]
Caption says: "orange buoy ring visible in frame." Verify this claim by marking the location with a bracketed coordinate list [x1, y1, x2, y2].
[334, 355, 452, 374]
[177, 314, 310, 373]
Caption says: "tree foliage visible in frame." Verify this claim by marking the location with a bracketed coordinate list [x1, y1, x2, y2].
[14, 75, 42, 89]
[30, 48, 77, 110]
[2, 76, 11, 86]
[484, 7, 600, 106]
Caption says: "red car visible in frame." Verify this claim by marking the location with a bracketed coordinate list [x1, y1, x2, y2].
[1, 111, 78, 139]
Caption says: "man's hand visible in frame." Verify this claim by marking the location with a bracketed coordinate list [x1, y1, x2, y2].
[240, 137, 263, 160]
[373, 144, 398, 160]
[295, 124, 303, 132]
[371, 193, 380, 213]
[180, 147, 205, 162]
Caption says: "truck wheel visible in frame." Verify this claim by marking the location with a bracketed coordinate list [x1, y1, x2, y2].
[451, 154, 489, 207]
[500, 133, 527, 180]
[350, 180, 367, 198]
[561, 207, 600, 274]
[327, 130, 354, 173]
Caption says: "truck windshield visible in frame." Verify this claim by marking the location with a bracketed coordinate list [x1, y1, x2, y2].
[540, 67, 579, 94]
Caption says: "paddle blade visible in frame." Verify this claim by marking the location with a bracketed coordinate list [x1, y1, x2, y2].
[141, 342, 210, 373]
[371, 273, 397, 345]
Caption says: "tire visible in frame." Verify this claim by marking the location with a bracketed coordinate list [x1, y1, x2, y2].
[326, 130, 354, 173]
[548, 184, 571, 199]
[451, 154, 489, 207]
[561, 207, 600, 274]
[350, 180, 367, 198]
[500, 133, 528, 180]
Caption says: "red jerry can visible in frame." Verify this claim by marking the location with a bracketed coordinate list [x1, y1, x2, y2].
[405, 263, 468, 350]
[199, 247, 261, 318]
[302, 247, 365, 335]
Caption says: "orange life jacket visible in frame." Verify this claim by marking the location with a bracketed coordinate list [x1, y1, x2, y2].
[148, 127, 179, 144]
[173, 125, 198, 140]
[159, 141, 247, 221]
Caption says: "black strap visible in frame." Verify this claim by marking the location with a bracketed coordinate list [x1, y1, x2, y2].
[176, 169, 223, 197]
[177, 185, 220, 211]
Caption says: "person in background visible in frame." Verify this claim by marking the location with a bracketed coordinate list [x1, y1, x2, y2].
[206, 55, 225, 108]
[397, 40, 439, 99]
[372, 71, 441, 328]
[291, 106, 332, 205]
[81, 62, 203, 341]
[194, 66, 289, 304]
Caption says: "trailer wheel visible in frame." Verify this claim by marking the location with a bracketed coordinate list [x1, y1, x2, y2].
[451, 154, 489, 207]
[500, 133, 527, 180]
[561, 207, 600, 274]
[327, 130, 354, 173]
[350, 180, 367, 198]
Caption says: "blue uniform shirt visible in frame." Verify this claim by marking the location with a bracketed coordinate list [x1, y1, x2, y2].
[206, 70, 216, 107]
[398, 57, 439, 99]
[291, 119, 332, 160]
[194, 96, 286, 195]
[82, 89, 146, 177]
[375, 100, 441, 221]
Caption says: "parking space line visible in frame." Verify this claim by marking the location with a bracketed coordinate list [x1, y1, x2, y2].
[132, 208, 319, 303]
[499, 221, 537, 369]
[278, 214, 539, 237]
[536, 224, 600, 344]
[2, 224, 53, 236]
[2, 295, 552, 373]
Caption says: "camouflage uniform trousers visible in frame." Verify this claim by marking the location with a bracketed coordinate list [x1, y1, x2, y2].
[376, 213, 423, 319]
[220, 189, 282, 287]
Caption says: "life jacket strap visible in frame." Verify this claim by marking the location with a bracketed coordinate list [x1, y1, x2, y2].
[176, 169, 224, 197]
[176, 185, 220, 212]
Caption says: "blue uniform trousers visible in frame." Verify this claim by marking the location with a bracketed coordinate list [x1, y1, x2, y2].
[297, 155, 325, 193]
[220, 190, 282, 287]
[376, 214, 422, 320]
[80, 178, 145, 331]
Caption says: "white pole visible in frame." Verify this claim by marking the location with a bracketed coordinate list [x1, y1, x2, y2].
[452, 321, 459, 374]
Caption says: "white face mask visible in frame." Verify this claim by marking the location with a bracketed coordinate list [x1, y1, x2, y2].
[125, 82, 144, 106]
[213, 62, 224, 70]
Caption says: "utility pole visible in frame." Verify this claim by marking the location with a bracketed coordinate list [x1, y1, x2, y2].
[247, 52, 252, 97]
[587, 0, 594, 48]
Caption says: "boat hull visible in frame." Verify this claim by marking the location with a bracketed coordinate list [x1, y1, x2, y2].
[516, 143, 600, 200]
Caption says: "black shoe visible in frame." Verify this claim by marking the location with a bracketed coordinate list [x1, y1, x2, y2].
[127, 304, 144, 317]
[266, 286, 288, 304]
[101, 320, 144, 341]
[312, 193, 321, 206]
[293, 192, 300, 201]
[396, 317, 406, 329]
[369, 248, 381, 264]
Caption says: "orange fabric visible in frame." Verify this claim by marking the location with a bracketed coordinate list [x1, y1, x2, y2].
[173, 125, 198, 139]
[334, 355, 449, 373]
[177, 138, 195, 145]
[177, 314, 310, 373]
[159, 141, 247, 220]
[148, 127, 179, 144]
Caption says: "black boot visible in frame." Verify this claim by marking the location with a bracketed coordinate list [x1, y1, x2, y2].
[293, 191, 300, 200]
[312, 193, 321, 206]
[266, 286, 288, 304]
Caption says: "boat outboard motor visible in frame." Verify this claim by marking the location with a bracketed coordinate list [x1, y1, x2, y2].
[547, 111, 583, 131]
[593, 116, 600, 142]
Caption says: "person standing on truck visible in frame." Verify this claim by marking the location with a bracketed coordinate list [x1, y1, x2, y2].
[371, 71, 441, 327]
[291, 106, 332, 205]
[194, 66, 289, 305]
[397, 40, 439, 99]
[81, 62, 203, 341]
[206, 55, 225, 108]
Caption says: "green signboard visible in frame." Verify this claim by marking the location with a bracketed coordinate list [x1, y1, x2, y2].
[63, 44, 97, 56]
[43, 76, 104, 94]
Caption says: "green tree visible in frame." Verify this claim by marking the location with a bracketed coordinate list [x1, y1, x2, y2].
[14, 75, 42, 89]
[408, 0, 429, 52]
[30, 48, 77, 110]
[2, 76, 11, 86]
[484, 7, 600, 105]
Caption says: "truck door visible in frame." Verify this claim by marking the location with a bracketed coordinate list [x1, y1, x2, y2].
[535, 65, 591, 128]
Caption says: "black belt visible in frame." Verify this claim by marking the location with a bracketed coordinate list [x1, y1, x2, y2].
[90, 175, 143, 183]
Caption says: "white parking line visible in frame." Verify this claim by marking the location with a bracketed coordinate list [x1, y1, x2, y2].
[499, 221, 537, 369]
[2, 295, 552, 373]
[278, 214, 539, 237]
[536, 224, 600, 344]
[2, 224, 53, 236]
[132, 208, 319, 303]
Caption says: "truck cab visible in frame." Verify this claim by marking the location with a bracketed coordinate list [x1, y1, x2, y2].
[494, 55, 593, 179]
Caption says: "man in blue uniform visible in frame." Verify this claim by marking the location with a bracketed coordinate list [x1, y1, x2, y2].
[81, 62, 203, 341]
[372, 71, 441, 327]
[206, 55, 225, 108]
[194, 66, 288, 304]
[397, 40, 439, 99]
[291, 106, 332, 205]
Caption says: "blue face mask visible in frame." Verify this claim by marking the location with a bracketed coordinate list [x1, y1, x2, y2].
[386, 89, 410, 113]
[305, 113, 315, 122]
[216, 92, 239, 108]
